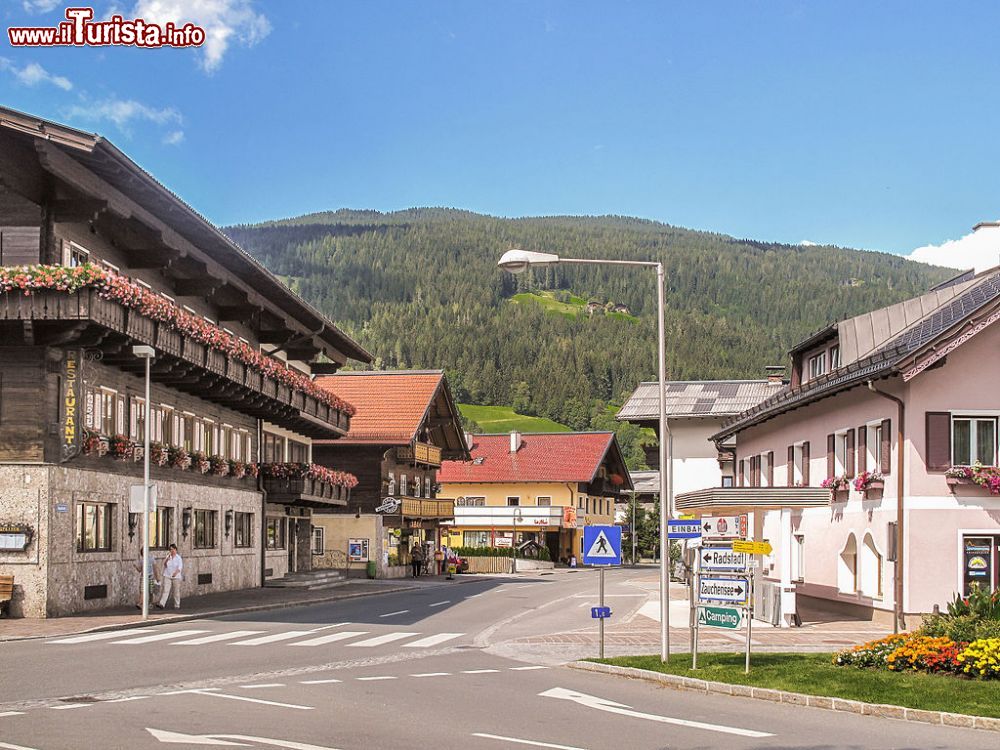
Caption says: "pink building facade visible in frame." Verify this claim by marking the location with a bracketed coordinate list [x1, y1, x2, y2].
[702, 266, 1000, 627]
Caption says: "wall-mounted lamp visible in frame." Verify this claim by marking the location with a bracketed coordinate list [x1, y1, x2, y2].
[182, 507, 193, 539]
[127, 512, 138, 541]
[225, 509, 234, 538]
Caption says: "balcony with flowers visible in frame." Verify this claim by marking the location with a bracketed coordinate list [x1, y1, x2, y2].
[261, 462, 359, 507]
[0, 265, 355, 438]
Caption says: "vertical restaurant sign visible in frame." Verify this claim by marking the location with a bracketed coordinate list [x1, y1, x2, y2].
[963, 536, 994, 595]
[62, 349, 81, 459]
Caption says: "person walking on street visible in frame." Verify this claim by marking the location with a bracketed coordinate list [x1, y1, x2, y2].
[156, 543, 183, 610]
[410, 542, 423, 578]
[133, 551, 156, 610]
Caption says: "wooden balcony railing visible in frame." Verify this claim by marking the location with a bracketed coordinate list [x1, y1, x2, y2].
[396, 441, 443, 467]
[0, 288, 350, 438]
[401, 498, 454, 519]
[262, 476, 348, 507]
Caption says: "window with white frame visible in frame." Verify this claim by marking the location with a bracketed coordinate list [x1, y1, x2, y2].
[311, 526, 325, 555]
[792, 534, 805, 582]
[65, 240, 90, 267]
[835, 431, 849, 474]
[808, 351, 827, 380]
[866, 421, 883, 471]
[792, 443, 806, 485]
[952, 416, 997, 467]
[507, 496, 520, 506]
[536, 496, 552, 507]
[829, 345, 841, 370]
[759, 452, 771, 487]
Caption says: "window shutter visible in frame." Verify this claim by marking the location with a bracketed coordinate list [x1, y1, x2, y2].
[767, 451, 774, 486]
[827, 434, 835, 478]
[881, 418, 893, 473]
[787, 445, 794, 487]
[802, 441, 810, 485]
[752, 455, 760, 487]
[858, 425, 867, 473]
[846, 429, 855, 477]
[738, 459, 745, 487]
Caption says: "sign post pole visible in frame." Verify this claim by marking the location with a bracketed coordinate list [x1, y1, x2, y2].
[745, 570, 753, 674]
[692, 550, 700, 670]
[599, 567, 606, 659]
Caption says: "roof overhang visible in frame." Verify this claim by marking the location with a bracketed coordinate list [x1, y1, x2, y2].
[675, 487, 831, 513]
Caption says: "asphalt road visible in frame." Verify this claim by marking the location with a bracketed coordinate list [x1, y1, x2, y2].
[1, 568, 995, 750]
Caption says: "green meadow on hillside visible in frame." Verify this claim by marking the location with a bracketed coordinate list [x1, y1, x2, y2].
[458, 404, 571, 434]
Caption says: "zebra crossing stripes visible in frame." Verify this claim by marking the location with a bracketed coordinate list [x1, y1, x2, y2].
[346, 632, 420, 648]
[402, 633, 463, 648]
[172, 630, 265, 645]
[49, 628, 161, 644]
[112, 630, 209, 644]
[290, 631, 369, 647]
[229, 631, 318, 646]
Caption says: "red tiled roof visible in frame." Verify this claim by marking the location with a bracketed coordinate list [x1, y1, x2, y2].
[437, 432, 616, 483]
[314, 371, 444, 445]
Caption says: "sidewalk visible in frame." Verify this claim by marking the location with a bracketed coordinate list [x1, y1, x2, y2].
[0, 574, 481, 642]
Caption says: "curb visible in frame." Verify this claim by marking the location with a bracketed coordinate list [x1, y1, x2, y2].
[1, 577, 484, 643]
[568, 661, 1000, 733]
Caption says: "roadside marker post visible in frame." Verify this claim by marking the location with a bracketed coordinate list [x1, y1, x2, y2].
[583, 525, 622, 659]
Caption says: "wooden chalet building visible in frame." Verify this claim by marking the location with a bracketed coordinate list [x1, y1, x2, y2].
[310, 371, 468, 576]
[0, 107, 370, 617]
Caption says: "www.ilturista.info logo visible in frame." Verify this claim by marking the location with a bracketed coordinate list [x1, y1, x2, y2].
[8, 7, 205, 48]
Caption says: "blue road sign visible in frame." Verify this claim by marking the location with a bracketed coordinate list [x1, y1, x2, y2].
[591, 606, 612, 619]
[582, 525, 622, 566]
[668, 519, 702, 540]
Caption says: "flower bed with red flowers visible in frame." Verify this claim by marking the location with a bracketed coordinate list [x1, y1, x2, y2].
[0, 264, 356, 416]
[259, 462, 359, 489]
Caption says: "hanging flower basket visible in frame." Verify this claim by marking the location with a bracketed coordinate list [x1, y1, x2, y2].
[821, 475, 850, 498]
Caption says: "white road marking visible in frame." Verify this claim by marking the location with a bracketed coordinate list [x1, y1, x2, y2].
[0, 711, 25, 717]
[347, 632, 419, 648]
[229, 631, 317, 646]
[146, 728, 340, 749]
[112, 629, 210, 645]
[50, 703, 90, 710]
[428, 600, 450, 607]
[193, 690, 314, 710]
[402, 632, 464, 648]
[49, 628, 158, 644]
[240, 683, 286, 689]
[510, 666, 548, 671]
[472, 732, 588, 750]
[290, 631, 368, 647]
[570, 594, 644, 598]
[462, 669, 500, 674]
[172, 630, 265, 645]
[0, 741, 43, 750]
[539, 687, 773, 738]
[161, 688, 221, 696]
[411, 672, 451, 678]
[378, 610, 409, 618]
[299, 678, 342, 685]
[356, 676, 396, 681]
[107, 696, 150, 703]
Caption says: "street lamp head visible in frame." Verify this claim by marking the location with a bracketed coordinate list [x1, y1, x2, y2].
[497, 248, 561, 274]
[132, 345, 155, 359]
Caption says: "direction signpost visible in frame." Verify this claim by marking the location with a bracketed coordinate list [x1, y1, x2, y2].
[697, 605, 744, 629]
[732, 539, 773, 556]
[582, 525, 622, 659]
[699, 545, 749, 572]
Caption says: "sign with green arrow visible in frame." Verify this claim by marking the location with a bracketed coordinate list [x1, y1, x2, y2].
[697, 605, 744, 629]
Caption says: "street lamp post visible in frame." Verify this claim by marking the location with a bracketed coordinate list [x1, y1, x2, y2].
[511, 506, 523, 574]
[498, 249, 672, 661]
[133, 345, 155, 620]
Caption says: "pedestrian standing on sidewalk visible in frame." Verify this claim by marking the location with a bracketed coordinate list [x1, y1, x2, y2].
[156, 543, 183, 610]
[410, 542, 423, 578]
[132, 550, 156, 610]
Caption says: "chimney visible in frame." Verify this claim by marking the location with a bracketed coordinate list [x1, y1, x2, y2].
[510, 430, 523, 453]
[765, 365, 785, 384]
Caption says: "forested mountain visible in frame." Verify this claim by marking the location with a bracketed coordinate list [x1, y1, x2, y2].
[225, 209, 953, 453]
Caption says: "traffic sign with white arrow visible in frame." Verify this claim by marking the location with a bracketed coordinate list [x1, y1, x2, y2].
[538, 687, 772, 738]
[698, 576, 749, 604]
[700, 514, 747, 539]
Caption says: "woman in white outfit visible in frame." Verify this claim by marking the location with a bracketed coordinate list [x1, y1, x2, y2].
[157, 543, 183, 610]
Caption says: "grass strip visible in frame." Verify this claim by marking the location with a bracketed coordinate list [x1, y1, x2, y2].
[595, 653, 1000, 718]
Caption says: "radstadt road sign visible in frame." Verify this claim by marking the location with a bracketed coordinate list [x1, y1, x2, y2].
[699, 545, 749, 572]
[700, 514, 748, 539]
[582, 525, 622, 566]
[697, 605, 744, 629]
[699, 576, 750, 604]
[732, 539, 773, 555]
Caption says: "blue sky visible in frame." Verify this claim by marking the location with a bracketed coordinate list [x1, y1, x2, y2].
[2, 1, 1000, 262]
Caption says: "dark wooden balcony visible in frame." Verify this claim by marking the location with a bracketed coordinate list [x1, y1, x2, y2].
[262, 476, 349, 508]
[395, 441, 443, 467]
[401, 497, 454, 519]
[0, 288, 350, 438]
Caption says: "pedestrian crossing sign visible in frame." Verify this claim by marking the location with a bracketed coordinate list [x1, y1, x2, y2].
[582, 525, 622, 566]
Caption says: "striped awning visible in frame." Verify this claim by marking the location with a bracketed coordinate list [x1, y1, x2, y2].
[674, 487, 831, 513]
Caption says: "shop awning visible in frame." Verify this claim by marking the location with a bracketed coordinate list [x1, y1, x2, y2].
[674, 486, 831, 513]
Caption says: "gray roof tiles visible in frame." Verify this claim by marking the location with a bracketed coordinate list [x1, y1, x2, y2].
[617, 380, 784, 421]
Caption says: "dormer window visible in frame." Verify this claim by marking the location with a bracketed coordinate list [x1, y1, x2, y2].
[808, 352, 827, 380]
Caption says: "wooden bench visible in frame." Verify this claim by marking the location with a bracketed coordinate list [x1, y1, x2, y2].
[0, 575, 14, 617]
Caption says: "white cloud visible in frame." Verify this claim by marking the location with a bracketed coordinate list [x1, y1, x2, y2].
[0, 58, 73, 90]
[66, 97, 182, 135]
[799, 240, 819, 246]
[908, 224, 1000, 273]
[21, 0, 62, 12]
[162, 129, 185, 145]
[130, 0, 271, 72]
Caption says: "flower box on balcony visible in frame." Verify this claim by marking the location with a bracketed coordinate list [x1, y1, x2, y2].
[946, 476, 991, 493]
